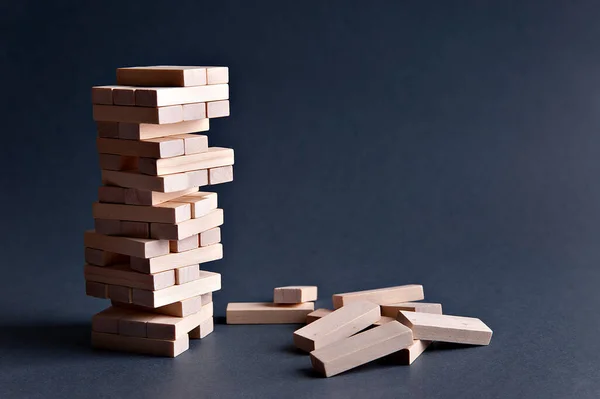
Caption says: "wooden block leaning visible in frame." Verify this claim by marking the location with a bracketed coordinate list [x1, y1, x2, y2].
[130, 243, 223, 274]
[150, 208, 223, 240]
[332, 285, 424, 309]
[134, 84, 229, 107]
[226, 302, 314, 325]
[397, 311, 493, 345]
[305, 308, 393, 327]
[117, 119, 209, 141]
[173, 192, 217, 218]
[124, 187, 199, 206]
[380, 302, 443, 318]
[138, 147, 234, 176]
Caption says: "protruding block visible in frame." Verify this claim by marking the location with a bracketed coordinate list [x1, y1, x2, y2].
[171, 134, 208, 155]
[84, 230, 169, 259]
[293, 300, 380, 352]
[130, 243, 222, 274]
[124, 187, 199, 206]
[206, 67, 228, 84]
[169, 234, 199, 253]
[112, 294, 208, 317]
[117, 66, 209, 87]
[189, 316, 214, 339]
[138, 147, 234, 176]
[150, 208, 223, 240]
[274, 286, 318, 304]
[118, 119, 209, 141]
[173, 192, 217, 219]
[208, 165, 233, 185]
[147, 302, 213, 340]
[380, 302, 443, 318]
[84, 264, 175, 291]
[97, 137, 185, 158]
[134, 84, 229, 107]
[182, 102, 206, 121]
[206, 100, 230, 118]
[199, 227, 221, 247]
[332, 285, 424, 309]
[93, 104, 183, 124]
[92, 201, 192, 224]
[397, 311, 493, 345]
[226, 302, 314, 325]
[85, 247, 128, 266]
[86, 281, 108, 299]
[175, 264, 200, 285]
[91, 331, 189, 358]
[107, 285, 132, 303]
[310, 321, 414, 377]
[102, 169, 208, 193]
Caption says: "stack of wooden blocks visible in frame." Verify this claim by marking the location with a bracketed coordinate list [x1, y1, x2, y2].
[84, 66, 232, 357]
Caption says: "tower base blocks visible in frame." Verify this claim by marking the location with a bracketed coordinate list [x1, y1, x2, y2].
[85, 66, 232, 357]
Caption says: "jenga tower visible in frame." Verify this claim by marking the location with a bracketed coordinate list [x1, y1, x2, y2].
[85, 66, 231, 357]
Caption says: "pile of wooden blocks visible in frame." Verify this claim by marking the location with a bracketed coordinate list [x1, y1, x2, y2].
[84, 66, 232, 357]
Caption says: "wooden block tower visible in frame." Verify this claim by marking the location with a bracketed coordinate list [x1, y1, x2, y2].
[85, 66, 232, 357]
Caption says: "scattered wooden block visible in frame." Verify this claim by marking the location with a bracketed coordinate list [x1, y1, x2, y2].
[208, 165, 233, 185]
[98, 186, 127, 203]
[138, 147, 234, 176]
[206, 100, 230, 118]
[332, 285, 424, 309]
[306, 308, 332, 324]
[170, 134, 208, 155]
[107, 285, 132, 303]
[97, 122, 120, 138]
[134, 84, 229, 107]
[112, 293, 210, 317]
[84, 230, 169, 258]
[293, 300, 380, 352]
[130, 243, 223, 274]
[175, 264, 200, 285]
[101, 169, 207, 193]
[84, 247, 128, 267]
[173, 192, 217, 218]
[92, 307, 132, 333]
[91, 86, 119, 105]
[397, 311, 493, 345]
[189, 316, 214, 339]
[98, 154, 138, 171]
[169, 234, 199, 253]
[91, 331, 189, 357]
[183, 102, 206, 121]
[93, 104, 183, 124]
[380, 302, 443, 318]
[150, 208, 223, 240]
[274, 286, 318, 304]
[117, 66, 209, 87]
[387, 339, 432, 365]
[94, 219, 150, 238]
[118, 119, 209, 140]
[373, 316, 396, 326]
[124, 187, 199, 206]
[206, 67, 229, 84]
[84, 264, 175, 291]
[226, 302, 315, 324]
[97, 137, 185, 158]
[86, 281, 108, 299]
[199, 227, 221, 247]
[310, 321, 414, 377]
[147, 302, 213, 340]
[92, 201, 192, 224]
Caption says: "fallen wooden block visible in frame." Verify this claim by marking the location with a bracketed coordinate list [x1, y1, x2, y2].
[93, 104, 184, 124]
[170, 134, 208, 155]
[86, 281, 108, 299]
[134, 84, 229, 107]
[138, 147, 234, 176]
[293, 301, 380, 352]
[175, 264, 200, 285]
[84, 264, 175, 291]
[171, 192, 217, 218]
[169, 234, 199, 253]
[94, 219, 150, 238]
[208, 165, 233, 185]
[117, 66, 224, 87]
[226, 302, 315, 324]
[274, 286, 318, 304]
[182, 102, 206, 121]
[206, 100, 230, 118]
[84, 247, 128, 266]
[107, 284, 132, 303]
[92, 201, 192, 224]
[199, 227, 221, 247]
[91, 331, 189, 357]
[147, 302, 213, 340]
[305, 308, 393, 326]
[124, 187, 199, 206]
[380, 302, 443, 318]
[310, 321, 414, 377]
[387, 339, 432, 365]
[397, 311, 493, 345]
[150, 208, 223, 240]
[84, 230, 169, 259]
[102, 169, 207, 193]
[130, 243, 223, 274]
[332, 285, 424, 309]
[189, 316, 214, 339]
[117, 119, 209, 140]
[97, 137, 186, 158]
[112, 293, 211, 317]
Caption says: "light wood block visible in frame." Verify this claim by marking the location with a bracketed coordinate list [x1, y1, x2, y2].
[85, 247, 128, 266]
[171, 134, 208, 155]
[189, 316, 214, 339]
[107, 285, 132, 303]
[97, 122, 120, 138]
[147, 302, 213, 340]
[131, 270, 221, 308]
[274, 286, 318, 304]
[182, 102, 206, 121]
[98, 154, 138, 171]
[91, 331, 189, 357]
[293, 300, 380, 352]
[226, 302, 314, 325]
[397, 311, 493, 345]
[118, 313, 156, 337]
[95, 219, 150, 238]
[97, 137, 185, 158]
[380, 302, 443, 318]
[92, 86, 119, 105]
[138, 147, 234, 176]
[310, 321, 414, 377]
[92, 307, 133, 333]
[102, 169, 207, 193]
[199, 227, 221, 247]
[169, 234, 199, 253]
[332, 285, 424, 309]
[150, 208, 223, 240]
[373, 316, 395, 326]
[98, 186, 126, 203]
[124, 187, 198, 206]
[130, 243, 223, 274]
[93, 104, 183, 124]
[117, 66, 209, 87]
[118, 119, 209, 140]
[306, 308, 332, 324]
[84, 230, 169, 258]
[387, 339, 432, 365]
[86, 281, 108, 298]
[92, 201, 191, 224]
[206, 67, 228, 84]
[201, 292, 212, 305]
[208, 165, 233, 185]
[175, 264, 200, 285]
[112, 87, 136, 106]
[112, 294, 208, 317]
[134, 84, 229, 107]
[206, 100, 230, 118]
[84, 264, 175, 291]
[173, 192, 217, 218]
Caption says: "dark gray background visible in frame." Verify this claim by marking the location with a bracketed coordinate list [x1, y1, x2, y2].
[1, 1, 599, 398]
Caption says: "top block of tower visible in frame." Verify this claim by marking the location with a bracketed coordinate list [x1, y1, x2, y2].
[117, 66, 229, 87]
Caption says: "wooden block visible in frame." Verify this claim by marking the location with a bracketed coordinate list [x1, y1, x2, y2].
[183, 102, 206, 121]
[170, 134, 208, 155]
[92, 86, 118, 105]
[387, 339, 432, 365]
[112, 294, 205, 317]
[306, 308, 332, 324]
[189, 316, 214, 339]
[84, 230, 169, 258]
[84, 264, 175, 291]
[131, 270, 221, 308]
[175, 264, 200, 285]
[397, 311, 493, 345]
[310, 321, 414, 377]
[130, 243, 223, 274]
[199, 227, 221, 247]
[169, 234, 199, 253]
[118, 119, 209, 140]
[97, 137, 185, 158]
[226, 302, 315, 325]
[93, 104, 183, 124]
[274, 286, 318, 304]
[98, 186, 127, 203]
[92, 201, 191, 224]
[332, 285, 424, 309]
[206, 67, 228, 84]
[97, 122, 120, 138]
[206, 100, 230, 118]
[107, 285, 132, 303]
[98, 154, 138, 171]
[85, 247, 128, 266]
[293, 300, 380, 352]
[373, 316, 395, 326]
[146, 302, 213, 340]
[135, 84, 229, 107]
[91, 331, 189, 358]
[86, 281, 108, 298]
[173, 192, 217, 218]
[138, 147, 234, 176]
[112, 87, 136, 106]
[95, 219, 150, 238]
[124, 187, 198, 206]
[102, 169, 208, 193]
[118, 312, 156, 337]
[117, 66, 209, 87]
[201, 292, 212, 305]
[92, 307, 132, 333]
[380, 302, 443, 318]
[150, 208, 223, 240]
[208, 165, 233, 185]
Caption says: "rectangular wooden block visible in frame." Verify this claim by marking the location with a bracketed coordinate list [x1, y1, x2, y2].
[374, 316, 396, 326]
[305, 308, 393, 327]
[85, 247, 128, 266]
[112, 86, 136, 106]
[189, 316, 214, 339]
[92, 307, 133, 333]
[293, 300, 380, 352]
[310, 321, 414, 377]
[226, 302, 315, 325]
[134, 84, 229, 107]
[150, 208, 223, 240]
[92, 85, 119, 105]
[175, 264, 200, 285]
[199, 227, 221, 247]
[98, 154, 138, 171]
[98, 186, 127, 203]
[84, 230, 169, 258]
[112, 294, 208, 317]
[397, 311, 492, 345]
[208, 165, 233, 185]
[97, 137, 185, 158]
[138, 147, 234, 176]
[86, 281, 108, 299]
[92, 201, 192, 224]
[387, 339, 432, 365]
[169, 234, 199, 253]
[171, 134, 208, 155]
[130, 243, 223, 274]
[97, 122, 120, 138]
[173, 192, 217, 218]
[107, 285, 132, 303]
[274, 286, 318, 304]
[206, 100, 230, 118]
[102, 169, 208, 193]
[91, 331, 189, 357]
[118, 119, 209, 140]
[117, 66, 209, 87]
[332, 285, 424, 309]
[183, 102, 206, 121]
[93, 104, 183, 124]
[207, 67, 229, 84]
[146, 302, 213, 340]
[95, 219, 150, 238]
[124, 187, 199, 206]
[118, 312, 156, 337]
[380, 302, 443, 318]
[84, 263, 176, 291]
[131, 270, 221, 308]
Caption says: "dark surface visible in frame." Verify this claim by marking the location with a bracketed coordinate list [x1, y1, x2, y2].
[1, 1, 600, 398]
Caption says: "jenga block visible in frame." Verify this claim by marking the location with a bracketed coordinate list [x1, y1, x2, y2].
[134, 84, 229, 107]
[86, 281, 108, 298]
[98, 186, 127, 203]
[306, 308, 332, 324]
[387, 339, 432, 365]
[138, 147, 234, 176]
[206, 100, 230, 118]
[150, 208, 223, 240]
[332, 285, 424, 309]
[84, 264, 175, 291]
[92, 201, 192, 224]
[92, 307, 132, 333]
[118, 119, 209, 140]
[93, 104, 184, 124]
[92, 86, 118, 105]
[97, 137, 185, 158]
[274, 286, 318, 304]
[98, 154, 138, 171]
[201, 292, 212, 305]
[118, 312, 156, 337]
[91, 331, 189, 358]
[293, 300, 380, 352]
[380, 302, 443, 318]
[117, 66, 209, 87]
[174, 192, 217, 218]
[397, 311, 493, 345]
[147, 302, 213, 340]
[189, 316, 214, 339]
[84, 230, 169, 258]
[112, 87, 136, 106]
[102, 169, 208, 193]
[169, 234, 199, 253]
[208, 165, 233, 185]
[226, 302, 315, 325]
[112, 294, 206, 317]
[130, 243, 223, 274]
[131, 270, 221, 308]
[107, 285, 132, 303]
[199, 227, 221, 247]
[124, 187, 198, 206]
[95, 219, 149, 238]
[310, 321, 414, 377]
[170, 134, 208, 155]
[175, 264, 200, 285]
[97, 122, 119, 138]
[207, 67, 228, 84]
[182, 102, 206, 121]
[373, 316, 395, 326]
[85, 247, 128, 266]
